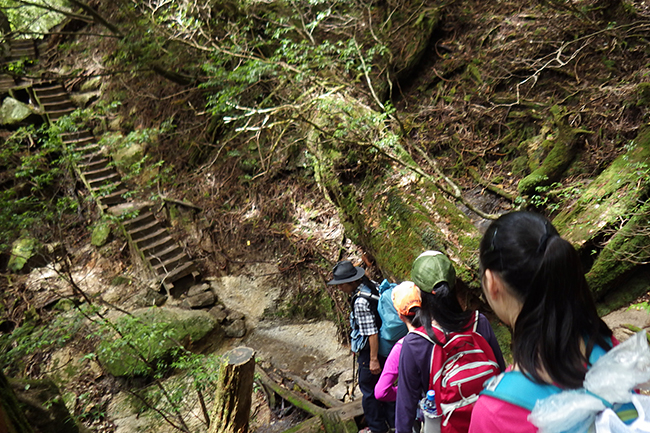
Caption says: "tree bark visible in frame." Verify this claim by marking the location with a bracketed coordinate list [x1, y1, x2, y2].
[210, 346, 256, 433]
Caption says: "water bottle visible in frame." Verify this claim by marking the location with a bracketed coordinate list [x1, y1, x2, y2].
[423, 390, 436, 412]
[419, 390, 441, 433]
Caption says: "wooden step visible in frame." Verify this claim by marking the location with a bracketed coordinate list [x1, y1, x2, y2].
[68, 138, 97, 149]
[128, 219, 162, 241]
[60, 130, 93, 142]
[91, 181, 123, 194]
[122, 211, 155, 230]
[42, 101, 76, 112]
[88, 172, 121, 188]
[134, 228, 169, 249]
[154, 253, 188, 276]
[33, 86, 67, 97]
[146, 244, 184, 264]
[83, 166, 118, 182]
[98, 189, 128, 207]
[78, 159, 108, 172]
[140, 237, 176, 257]
[159, 261, 199, 285]
[47, 108, 76, 120]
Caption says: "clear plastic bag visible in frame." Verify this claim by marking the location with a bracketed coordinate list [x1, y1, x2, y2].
[529, 331, 650, 433]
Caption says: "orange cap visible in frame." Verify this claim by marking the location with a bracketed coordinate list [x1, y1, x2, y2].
[391, 281, 421, 316]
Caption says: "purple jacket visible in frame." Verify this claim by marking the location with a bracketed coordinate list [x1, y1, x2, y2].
[395, 313, 506, 433]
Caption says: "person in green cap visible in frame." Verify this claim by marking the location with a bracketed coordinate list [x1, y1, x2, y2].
[395, 251, 505, 433]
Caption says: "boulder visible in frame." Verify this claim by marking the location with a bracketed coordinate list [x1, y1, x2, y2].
[224, 319, 246, 338]
[91, 221, 112, 247]
[0, 97, 37, 125]
[181, 291, 216, 309]
[97, 307, 220, 377]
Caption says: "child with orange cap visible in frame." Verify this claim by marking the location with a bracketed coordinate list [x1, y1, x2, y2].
[374, 281, 422, 402]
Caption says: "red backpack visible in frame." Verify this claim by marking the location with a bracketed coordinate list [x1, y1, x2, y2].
[412, 311, 500, 433]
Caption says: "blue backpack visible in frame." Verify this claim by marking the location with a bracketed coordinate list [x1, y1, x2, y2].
[356, 279, 408, 358]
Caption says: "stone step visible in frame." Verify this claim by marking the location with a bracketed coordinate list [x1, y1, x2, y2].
[88, 172, 121, 188]
[122, 211, 155, 231]
[83, 166, 118, 182]
[128, 219, 162, 241]
[154, 252, 190, 276]
[134, 228, 169, 249]
[98, 189, 128, 207]
[140, 237, 176, 257]
[159, 261, 198, 285]
[146, 244, 183, 264]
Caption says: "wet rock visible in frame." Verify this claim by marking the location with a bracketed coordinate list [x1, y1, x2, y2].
[208, 304, 227, 322]
[224, 318, 246, 338]
[181, 291, 216, 309]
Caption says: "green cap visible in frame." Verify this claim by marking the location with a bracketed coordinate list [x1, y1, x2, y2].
[411, 251, 456, 293]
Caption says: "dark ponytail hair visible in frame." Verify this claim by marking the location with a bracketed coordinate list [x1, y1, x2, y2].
[479, 211, 612, 388]
[416, 282, 473, 344]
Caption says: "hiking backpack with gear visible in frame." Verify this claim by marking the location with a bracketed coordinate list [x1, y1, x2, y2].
[483, 330, 650, 433]
[354, 279, 408, 358]
[412, 310, 500, 433]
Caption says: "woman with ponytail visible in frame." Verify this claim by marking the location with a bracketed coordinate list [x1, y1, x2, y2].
[469, 211, 614, 433]
[395, 251, 505, 433]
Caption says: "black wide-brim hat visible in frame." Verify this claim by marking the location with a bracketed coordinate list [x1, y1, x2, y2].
[327, 260, 365, 285]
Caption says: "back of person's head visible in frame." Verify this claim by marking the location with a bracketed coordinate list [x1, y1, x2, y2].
[479, 211, 612, 388]
[392, 281, 423, 328]
[411, 251, 472, 342]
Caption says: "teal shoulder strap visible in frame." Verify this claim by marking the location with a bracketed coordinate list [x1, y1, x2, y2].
[481, 341, 612, 411]
[481, 371, 561, 411]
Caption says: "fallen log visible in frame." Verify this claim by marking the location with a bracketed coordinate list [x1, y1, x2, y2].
[278, 370, 343, 408]
[255, 366, 325, 417]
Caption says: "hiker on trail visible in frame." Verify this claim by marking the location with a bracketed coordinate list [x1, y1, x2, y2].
[395, 251, 505, 433]
[328, 260, 395, 433]
[374, 281, 422, 402]
[468, 211, 616, 433]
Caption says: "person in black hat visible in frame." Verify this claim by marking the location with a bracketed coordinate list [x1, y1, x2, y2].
[328, 260, 395, 433]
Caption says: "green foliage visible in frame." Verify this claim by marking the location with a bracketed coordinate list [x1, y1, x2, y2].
[0, 307, 86, 376]
[0, 0, 68, 35]
[0, 124, 78, 251]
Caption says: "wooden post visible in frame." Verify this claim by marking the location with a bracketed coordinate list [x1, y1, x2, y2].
[210, 347, 256, 433]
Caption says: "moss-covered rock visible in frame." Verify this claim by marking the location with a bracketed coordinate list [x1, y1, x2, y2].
[97, 307, 220, 377]
[7, 236, 37, 272]
[554, 128, 650, 246]
[518, 106, 589, 195]
[91, 220, 112, 247]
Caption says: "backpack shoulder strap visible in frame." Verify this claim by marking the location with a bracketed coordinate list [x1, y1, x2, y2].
[481, 371, 562, 411]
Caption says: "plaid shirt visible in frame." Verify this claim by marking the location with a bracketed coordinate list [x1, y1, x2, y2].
[353, 291, 379, 336]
